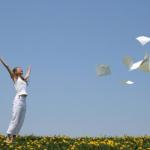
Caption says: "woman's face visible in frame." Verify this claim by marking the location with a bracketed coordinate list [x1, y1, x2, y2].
[16, 67, 23, 76]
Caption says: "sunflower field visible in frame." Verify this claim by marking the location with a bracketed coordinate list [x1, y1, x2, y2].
[1, 134, 150, 150]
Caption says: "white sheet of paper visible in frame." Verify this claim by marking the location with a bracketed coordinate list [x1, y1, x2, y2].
[139, 55, 150, 72]
[123, 56, 133, 68]
[125, 80, 134, 85]
[96, 64, 111, 77]
[129, 60, 143, 71]
[126, 54, 149, 71]
[136, 36, 150, 46]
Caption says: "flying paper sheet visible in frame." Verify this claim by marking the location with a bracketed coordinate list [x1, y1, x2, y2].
[139, 54, 150, 72]
[136, 36, 150, 46]
[123, 56, 133, 68]
[123, 54, 148, 71]
[96, 64, 111, 77]
[124, 80, 134, 85]
[129, 60, 143, 71]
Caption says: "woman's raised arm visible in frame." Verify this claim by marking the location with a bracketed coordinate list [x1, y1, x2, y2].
[0, 57, 15, 80]
[24, 65, 31, 81]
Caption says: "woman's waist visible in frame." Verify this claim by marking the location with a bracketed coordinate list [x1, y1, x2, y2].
[13, 95, 27, 105]
[15, 90, 28, 96]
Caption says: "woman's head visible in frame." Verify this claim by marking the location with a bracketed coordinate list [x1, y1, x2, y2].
[13, 67, 23, 76]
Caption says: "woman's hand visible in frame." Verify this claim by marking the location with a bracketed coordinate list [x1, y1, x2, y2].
[24, 65, 31, 81]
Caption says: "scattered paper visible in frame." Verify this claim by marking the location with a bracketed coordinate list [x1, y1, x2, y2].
[123, 80, 134, 85]
[123, 56, 133, 68]
[139, 54, 150, 72]
[123, 54, 149, 71]
[136, 36, 150, 46]
[129, 60, 143, 71]
[96, 64, 111, 77]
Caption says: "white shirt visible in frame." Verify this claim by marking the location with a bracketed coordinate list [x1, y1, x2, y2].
[14, 77, 28, 96]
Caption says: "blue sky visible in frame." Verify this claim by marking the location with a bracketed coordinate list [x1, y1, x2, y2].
[0, 0, 150, 137]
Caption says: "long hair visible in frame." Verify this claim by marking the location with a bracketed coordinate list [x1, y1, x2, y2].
[13, 67, 27, 83]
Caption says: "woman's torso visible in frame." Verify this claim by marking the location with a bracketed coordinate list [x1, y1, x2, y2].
[14, 77, 28, 96]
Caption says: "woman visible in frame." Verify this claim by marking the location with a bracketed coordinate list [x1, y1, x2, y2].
[0, 57, 31, 143]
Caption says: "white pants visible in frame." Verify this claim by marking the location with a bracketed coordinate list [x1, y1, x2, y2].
[7, 95, 27, 135]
